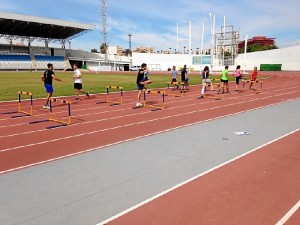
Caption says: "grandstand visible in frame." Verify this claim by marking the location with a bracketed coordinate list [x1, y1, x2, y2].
[0, 12, 131, 71]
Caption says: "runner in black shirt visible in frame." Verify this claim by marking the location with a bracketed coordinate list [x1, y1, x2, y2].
[41, 63, 63, 109]
[135, 63, 152, 107]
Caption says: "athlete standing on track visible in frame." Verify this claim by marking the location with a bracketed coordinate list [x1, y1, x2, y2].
[136, 63, 152, 107]
[218, 65, 229, 94]
[199, 66, 213, 98]
[234, 65, 243, 91]
[41, 63, 63, 109]
[249, 66, 259, 90]
[170, 65, 178, 90]
[73, 64, 89, 100]
[180, 65, 189, 92]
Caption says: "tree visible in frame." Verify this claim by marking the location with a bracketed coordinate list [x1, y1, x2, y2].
[239, 44, 278, 53]
[91, 48, 99, 53]
[100, 43, 108, 54]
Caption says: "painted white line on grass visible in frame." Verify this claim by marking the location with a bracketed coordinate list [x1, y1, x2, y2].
[275, 200, 300, 225]
[96, 128, 300, 225]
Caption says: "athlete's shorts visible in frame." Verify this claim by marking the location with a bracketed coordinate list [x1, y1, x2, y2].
[44, 84, 53, 93]
[221, 79, 229, 83]
[137, 83, 144, 90]
[235, 75, 242, 85]
[74, 83, 83, 90]
[137, 78, 148, 90]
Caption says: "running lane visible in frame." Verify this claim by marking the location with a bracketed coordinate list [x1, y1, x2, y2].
[99, 130, 300, 225]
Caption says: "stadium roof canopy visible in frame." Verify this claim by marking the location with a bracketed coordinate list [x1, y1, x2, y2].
[0, 12, 95, 41]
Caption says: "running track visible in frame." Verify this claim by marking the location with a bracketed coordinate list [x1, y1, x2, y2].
[0, 71, 300, 224]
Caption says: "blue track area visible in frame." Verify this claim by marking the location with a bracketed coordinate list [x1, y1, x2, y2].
[0, 99, 300, 225]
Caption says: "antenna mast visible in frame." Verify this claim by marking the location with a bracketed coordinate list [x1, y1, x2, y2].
[101, 0, 108, 64]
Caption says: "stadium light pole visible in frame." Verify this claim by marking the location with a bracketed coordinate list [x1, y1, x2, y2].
[128, 33, 132, 53]
[243, 34, 248, 73]
[223, 16, 226, 66]
[188, 21, 192, 72]
[208, 12, 215, 69]
[201, 21, 205, 56]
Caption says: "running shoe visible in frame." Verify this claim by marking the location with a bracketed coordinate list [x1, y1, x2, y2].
[42, 105, 50, 109]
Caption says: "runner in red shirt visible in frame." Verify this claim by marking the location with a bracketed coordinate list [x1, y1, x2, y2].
[249, 66, 259, 90]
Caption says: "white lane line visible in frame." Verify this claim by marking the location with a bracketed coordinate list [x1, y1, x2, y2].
[1, 94, 298, 152]
[0, 97, 298, 174]
[1, 89, 298, 140]
[275, 200, 300, 225]
[96, 128, 300, 225]
[0, 80, 298, 122]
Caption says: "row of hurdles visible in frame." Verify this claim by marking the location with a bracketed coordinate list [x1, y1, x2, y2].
[1, 91, 72, 129]
[2, 80, 263, 128]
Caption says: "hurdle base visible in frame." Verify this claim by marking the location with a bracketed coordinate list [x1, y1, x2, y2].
[204, 93, 224, 100]
[132, 106, 144, 109]
[11, 114, 31, 118]
[109, 103, 121, 106]
[144, 104, 164, 111]
[29, 119, 49, 124]
[151, 108, 162, 112]
[47, 124, 68, 129]
[1, 111, 18, 115]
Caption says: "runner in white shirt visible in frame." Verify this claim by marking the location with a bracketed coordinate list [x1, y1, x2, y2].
[170, 65, 178, 90]
[73, 64, 89, 100]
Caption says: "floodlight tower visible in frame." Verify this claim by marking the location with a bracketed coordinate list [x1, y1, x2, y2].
[208, 12, 215, 68]
[101, 0, 108, 64]
[128, 33, 132, 55]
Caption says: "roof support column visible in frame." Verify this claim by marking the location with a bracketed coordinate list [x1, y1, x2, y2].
[45, 39, 49, 48]
[61, 40, 65, 49]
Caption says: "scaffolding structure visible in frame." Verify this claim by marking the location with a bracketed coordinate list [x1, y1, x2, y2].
[214, 25, 239, 66]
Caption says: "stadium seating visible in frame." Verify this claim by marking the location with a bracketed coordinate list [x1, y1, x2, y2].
[35, 55, 66, 69]
[0, 54, 32, 70]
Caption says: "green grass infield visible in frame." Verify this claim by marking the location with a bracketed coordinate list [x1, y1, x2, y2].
[0, 70, 240, 102]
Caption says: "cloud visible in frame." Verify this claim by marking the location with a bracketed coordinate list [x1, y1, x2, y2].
[1, 0, 299, 51]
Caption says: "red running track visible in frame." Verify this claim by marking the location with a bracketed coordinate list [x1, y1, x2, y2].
[100, 129, 300, 225]
[0, 71, 300, 225]
[0, 72, 299, 175]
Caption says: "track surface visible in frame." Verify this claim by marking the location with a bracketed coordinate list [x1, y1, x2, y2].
[0, 71, 300, 225]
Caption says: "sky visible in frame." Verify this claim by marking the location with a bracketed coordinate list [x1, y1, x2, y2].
[0, 0, 299, 52]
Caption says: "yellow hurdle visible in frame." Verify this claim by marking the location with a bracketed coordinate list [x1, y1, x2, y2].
[211, 78, 221, 89]
[202, 83, 224, 100]
[18, 91, 33, 115]
[49, 98, 71, 126]
[166, 81, 185, 89]
[11, 91, 33, 118]
[165, 82, 184, 97]
[143, 89, 167, 110]
[242, 79, 263, 92]
[106, 86, 123, 105]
